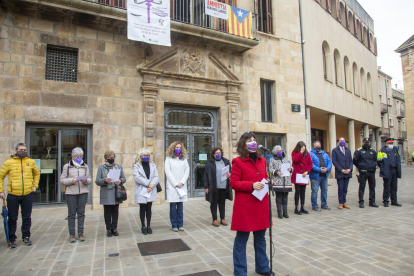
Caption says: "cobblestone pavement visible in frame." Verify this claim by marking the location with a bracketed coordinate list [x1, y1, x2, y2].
[0, 165, 413, 276]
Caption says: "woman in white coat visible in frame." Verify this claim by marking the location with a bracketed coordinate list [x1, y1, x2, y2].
[165, 141, 190, 232]
[133, 148, 159, 235]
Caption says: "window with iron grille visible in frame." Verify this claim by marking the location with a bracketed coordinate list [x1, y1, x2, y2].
[261, 80, 274, 122]
[257, 0, 273, 34]
[45, 46, 78, 82]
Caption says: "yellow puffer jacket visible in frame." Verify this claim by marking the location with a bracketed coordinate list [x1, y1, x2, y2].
[0, 156, 40, 196]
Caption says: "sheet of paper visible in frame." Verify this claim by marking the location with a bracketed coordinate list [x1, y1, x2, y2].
[252, 178, 269, 201]
[176, 186, 187, 199]
[107, 169, 121, 182]
[280, 163, 291, 177]
[296, 173, 309, 184]
[140, 187, 152, 198]
[76, 176, 89, 181]
[221, 165, 230, 182]
[199, 154, 207, 161]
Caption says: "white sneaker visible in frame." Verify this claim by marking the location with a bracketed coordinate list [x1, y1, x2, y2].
[178, 228, 184, 231]
[172, 228, 178, 232]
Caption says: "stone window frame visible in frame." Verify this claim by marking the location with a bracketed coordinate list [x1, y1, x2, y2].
[257, 0, 273, 34]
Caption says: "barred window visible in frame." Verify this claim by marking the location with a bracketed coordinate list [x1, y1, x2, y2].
[45, 46, 78, 82]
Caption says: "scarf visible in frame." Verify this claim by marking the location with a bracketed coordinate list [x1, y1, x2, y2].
[104, 163, 117, 190]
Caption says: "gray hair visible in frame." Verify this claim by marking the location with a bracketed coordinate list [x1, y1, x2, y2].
[15, 143, 27, 150]
[135, 148, 151, 164]
[272, 145, 282, 155]
[71, 147, 84, 157]
[313, 140, 321, 146]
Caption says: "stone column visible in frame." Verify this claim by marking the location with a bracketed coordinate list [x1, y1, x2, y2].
[348, 120, 355, 154]
[329, 114, 336, 178]
[226, 84, 240, 161]
[375, 128, 381, 152]
[363, 124, 369, 139]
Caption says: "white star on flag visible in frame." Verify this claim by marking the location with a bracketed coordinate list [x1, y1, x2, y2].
[237, 10, 243, 17]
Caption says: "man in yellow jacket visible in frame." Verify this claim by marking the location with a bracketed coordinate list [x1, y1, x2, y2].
[0, 143, 40, 248]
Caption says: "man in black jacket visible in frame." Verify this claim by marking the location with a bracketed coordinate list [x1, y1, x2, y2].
[353, 138, 378, 208]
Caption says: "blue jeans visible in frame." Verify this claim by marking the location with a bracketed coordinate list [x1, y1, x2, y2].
[169, 202, 183, 228]
[310, 177, 328, 208]
[233, 229, 270, 276]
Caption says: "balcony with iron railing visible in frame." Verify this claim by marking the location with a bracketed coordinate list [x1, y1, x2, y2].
[397, 131, 407, 139]
[5, 0, 259, 52]
[380, 103, 388, 113]
[380, 128, 390, 136]
[396, 109, 405, 118]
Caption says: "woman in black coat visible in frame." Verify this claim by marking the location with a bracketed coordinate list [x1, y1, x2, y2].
[204, 147, 233, 227]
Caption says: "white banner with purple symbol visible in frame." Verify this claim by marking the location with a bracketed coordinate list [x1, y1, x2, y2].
[127, 0, 171, 46]
[205, 0, 228, 20]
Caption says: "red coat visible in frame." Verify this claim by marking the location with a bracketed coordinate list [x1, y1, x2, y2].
[291, 152, 313, 185]
[230, 156, 270, 232]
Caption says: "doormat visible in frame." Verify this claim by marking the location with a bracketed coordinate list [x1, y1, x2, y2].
[181, 270, 222, 276]
[137, 238, 191, 256]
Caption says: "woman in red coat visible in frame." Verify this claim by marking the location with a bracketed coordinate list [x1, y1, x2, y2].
[230, 132, 273, 276]
[291, 141, 313, 215]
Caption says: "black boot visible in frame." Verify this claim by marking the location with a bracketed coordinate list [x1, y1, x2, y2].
[107, 230, 112, 237]
[277, 204, 283, 219]
[301, 205, 309, 214]
[294, 205, 302, 215]
[283, 204, 289, 218]
[142, 227, 147, 235]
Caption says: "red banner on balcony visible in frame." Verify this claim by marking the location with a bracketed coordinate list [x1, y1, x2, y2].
[228, 6, 253, 39]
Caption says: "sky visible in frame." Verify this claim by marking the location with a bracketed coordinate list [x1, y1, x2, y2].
[357, 0, 414, 90]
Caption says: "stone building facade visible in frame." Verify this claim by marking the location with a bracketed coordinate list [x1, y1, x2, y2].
[302, 0, 381, 170]
[377, 70, 408, 160]
[0, 0, 305, 208]
[396, 35, 414, 164]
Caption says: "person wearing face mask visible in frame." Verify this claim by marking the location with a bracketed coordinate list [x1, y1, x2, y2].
[309, 141, 332, 211]
[353, 138, 378, 208]
[133, 148, 159, 235]
[96, 151, 126, 237]
[0, 143, 40, 248]
[60, 147, 91, 243]
[269, 145, 293, 219]
[203, 147, 232, 227]
[331, 138, 353, 209]
[165, 141, 190, 232]
[230, 132, 274, 276]
[377, 138, 402, 207]
[291, 141, 313, 215]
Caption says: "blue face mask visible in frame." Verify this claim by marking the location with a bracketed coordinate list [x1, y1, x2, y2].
[142, 156, 150, 162]
[75, 157, 82, 164]
[215, 154, 222, 161]
[388, 145, 394, 150]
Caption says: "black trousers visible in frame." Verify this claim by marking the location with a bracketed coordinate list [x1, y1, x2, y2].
[103, 204, 119, 231]
[7, 193, 33, 242]
[210, 189, 226, 221]
[294, 184, 306, 206]
[139, 202, 152, 227]
[358, 171, 376, 203]
[383, 167, 398, 204]
[275, 192, 288, 213]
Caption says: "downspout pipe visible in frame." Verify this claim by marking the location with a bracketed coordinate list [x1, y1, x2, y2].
[298, 0, 309, 146]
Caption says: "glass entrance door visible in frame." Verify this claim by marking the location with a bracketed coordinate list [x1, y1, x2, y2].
[26, 125, 91, 205]
[165, 133, 214, 198]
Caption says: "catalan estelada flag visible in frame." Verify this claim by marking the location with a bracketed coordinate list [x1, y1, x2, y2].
[228, 5, 253, 39]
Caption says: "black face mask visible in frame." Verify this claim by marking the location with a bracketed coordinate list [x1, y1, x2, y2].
[107, 158, 115, 164]
[363, 144, 370, 149]
[16, 151, 27, 158]
[314, 147, 321, 151]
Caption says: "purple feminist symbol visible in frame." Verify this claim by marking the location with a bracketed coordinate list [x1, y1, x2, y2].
[135, 0, 162, 23]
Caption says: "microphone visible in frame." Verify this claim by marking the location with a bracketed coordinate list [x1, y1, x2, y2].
[258, 145, 270, 152]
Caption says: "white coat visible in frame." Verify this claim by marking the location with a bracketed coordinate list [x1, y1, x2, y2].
[165, 156, 190, 203]
[133, 162, 159, 204]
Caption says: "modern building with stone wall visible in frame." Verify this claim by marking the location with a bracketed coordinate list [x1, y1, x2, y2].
[0, 0, 306, 209]
[396, 35, 414, 164]
[301, 0, 381, 172]
[378, 69, 408, 160]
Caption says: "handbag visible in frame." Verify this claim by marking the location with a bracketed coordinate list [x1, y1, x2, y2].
[156, 183, 162, 193]
[115, 185, 127, 201]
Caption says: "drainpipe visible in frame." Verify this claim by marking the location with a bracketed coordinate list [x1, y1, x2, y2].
[298, 0, 309, 146]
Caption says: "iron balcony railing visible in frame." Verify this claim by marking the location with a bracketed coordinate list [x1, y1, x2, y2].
[397, 131, 407, 139]
[82, 0, 258, 40]
[381, 128, 390, 136]
[397, 109, 405, 118]
[380, 103, 387, 113]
